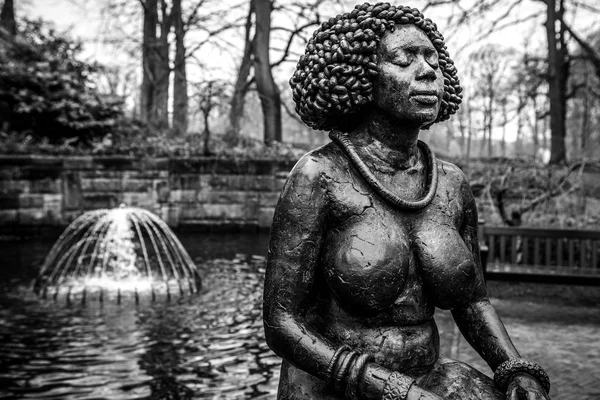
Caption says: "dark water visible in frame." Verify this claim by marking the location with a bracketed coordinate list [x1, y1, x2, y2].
[2, 233, 600, 399]
[0, 232, 279, 400]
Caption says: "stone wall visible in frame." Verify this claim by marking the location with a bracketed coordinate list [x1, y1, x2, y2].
[0, 155, 297, 232]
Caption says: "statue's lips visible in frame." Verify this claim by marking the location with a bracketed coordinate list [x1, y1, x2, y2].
[411, 93, 439, 105]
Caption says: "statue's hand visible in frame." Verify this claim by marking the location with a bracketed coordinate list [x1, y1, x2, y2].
[506, 373, 551, 400]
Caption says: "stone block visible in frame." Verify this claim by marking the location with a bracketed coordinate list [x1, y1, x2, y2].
[62, 172, 83, 211]
[122, 192, 154, 208]
[199, 190, 248, 204]
[247, 176, 275, 191]
[63, 156, 94, 169]
[82, 178, 123, 192]
[180, 204, 207, 220]
[258, 207, 275, 228]
[208, 175, 247, 190]
[260, 192, 281, 207]
[83, 193, 119, 209]
[30, 178, 61, 194]
[122, 178, 152, 192]
[170, 174, 202, 191]
[202, 204, 245, 220]
[17, 209, 46, 224]
[142, 158, 169, 171]
[244, 194, 260, 217]
[0, 209, 18, 224]
[81, 170, 124, 179]
[0, 180, 30, 195]
[160, 204, 181, 226]
[43, 194, 63, 223]
[154, 180, 170, 203]
[19, 194, 45, 208]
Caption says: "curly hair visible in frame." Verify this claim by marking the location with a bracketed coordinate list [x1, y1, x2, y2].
[289, 2, 462, 132]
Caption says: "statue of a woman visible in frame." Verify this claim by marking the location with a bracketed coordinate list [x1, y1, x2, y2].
[263, 3, 551, 399]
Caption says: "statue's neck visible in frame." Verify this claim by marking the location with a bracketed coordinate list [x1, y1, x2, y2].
[350, 109, 422, 172]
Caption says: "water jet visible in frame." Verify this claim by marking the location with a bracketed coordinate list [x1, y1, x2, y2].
[34, 205, 201, 304]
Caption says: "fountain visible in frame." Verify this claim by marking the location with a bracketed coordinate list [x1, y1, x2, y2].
[34, 205, 201, 304]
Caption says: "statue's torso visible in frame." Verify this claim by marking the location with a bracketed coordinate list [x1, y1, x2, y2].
[305, 143, 478, 373]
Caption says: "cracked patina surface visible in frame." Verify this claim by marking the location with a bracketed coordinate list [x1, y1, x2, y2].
[263, 3, 551, 400]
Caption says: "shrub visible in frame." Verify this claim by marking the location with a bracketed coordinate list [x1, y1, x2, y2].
[0, 19, 123, 142]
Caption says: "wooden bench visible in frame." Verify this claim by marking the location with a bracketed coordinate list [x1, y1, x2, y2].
[479, 225, 600, 286]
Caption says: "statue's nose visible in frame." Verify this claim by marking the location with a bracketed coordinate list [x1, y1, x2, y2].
[415, 58, 437, 81]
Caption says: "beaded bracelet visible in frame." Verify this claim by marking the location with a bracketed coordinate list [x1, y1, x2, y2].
[494, 358, 551, 394]
[325, 345, 350, 382]
[382, 371, 415, 400]
[333, 350, 357, 393]
[344, 353, 372, 400]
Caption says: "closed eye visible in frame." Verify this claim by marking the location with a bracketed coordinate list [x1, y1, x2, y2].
[424, 49, 439, 69]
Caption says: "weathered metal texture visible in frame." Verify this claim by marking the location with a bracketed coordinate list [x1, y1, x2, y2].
[264, 3, 551, 400]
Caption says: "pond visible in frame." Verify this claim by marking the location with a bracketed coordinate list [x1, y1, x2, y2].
[1, 232, 599, 399]
[0, 232, 278, 400]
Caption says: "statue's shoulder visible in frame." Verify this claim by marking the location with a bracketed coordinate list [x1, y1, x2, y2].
[288, 141, 345, 182]
[436, 158, 468, 183]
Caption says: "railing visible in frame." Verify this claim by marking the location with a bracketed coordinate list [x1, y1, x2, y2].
[480, 225, 600, 285]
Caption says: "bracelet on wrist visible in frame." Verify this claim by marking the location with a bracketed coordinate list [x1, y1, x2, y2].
[344, 353, 372, 400]
[382, 371, 415, 400]
[494, 358, 550, 394]
[333, 350, 356, 393]
[325, 345, 350, 382]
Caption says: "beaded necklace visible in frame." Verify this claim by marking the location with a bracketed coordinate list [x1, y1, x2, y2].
[329, 130, 438, 211]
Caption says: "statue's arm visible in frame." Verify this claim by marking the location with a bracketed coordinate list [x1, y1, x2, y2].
[451, 178, 521, 371]
[263, 154, 336, 380]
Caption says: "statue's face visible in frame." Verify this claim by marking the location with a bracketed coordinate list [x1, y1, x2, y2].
[373, 25, 444, 126]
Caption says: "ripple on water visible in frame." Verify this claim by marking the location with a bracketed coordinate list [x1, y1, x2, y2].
[0, 255, 281, 399]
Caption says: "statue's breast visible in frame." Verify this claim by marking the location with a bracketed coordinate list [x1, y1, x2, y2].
[320, 216, 410, 313]
[411, 206, 477, 310]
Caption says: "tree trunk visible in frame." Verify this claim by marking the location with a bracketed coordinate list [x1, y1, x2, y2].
[141, 0, 158, 124]
[203, 112, 211, 155]
[227, 2, 254, 144]
[487, 78, 494, 157]
[466, 103, 472, 168]
[0, 0, 16, 37]
[154, 0, 171, 131]
[580, 75, 590, 152]
[532, 97, 539, 159]
[172, 0, 187, 136]
[253, 0, 281, 144]
[501, 100, 507, 157]
[546, 0, 568, 164]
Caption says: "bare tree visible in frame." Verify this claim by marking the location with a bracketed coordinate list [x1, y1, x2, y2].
[226, 0, 331, 144]
[226, 1, 255, 145]
[140, 0, 158, 125]
[154, 0, 172, 131]
[172, 0, 187, 135]
[545, 0, 569, 164]
[253, 0, 281, 143]
[469, 45, 515, 158]
[426, 0, 600, 164]
[0, 0, 16, 37]
[195, 80, 229, 155]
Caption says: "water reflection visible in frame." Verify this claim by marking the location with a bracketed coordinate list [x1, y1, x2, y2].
[0, 233, 278, 399]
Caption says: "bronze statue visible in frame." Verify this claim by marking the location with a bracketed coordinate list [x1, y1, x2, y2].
[263, 3, 551, 399]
